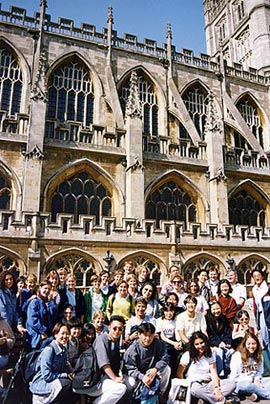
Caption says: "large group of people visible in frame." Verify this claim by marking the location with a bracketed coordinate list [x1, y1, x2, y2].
[0, 261, 270, 404]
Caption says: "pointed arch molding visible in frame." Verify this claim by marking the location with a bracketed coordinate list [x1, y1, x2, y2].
[145, 169, 209, 225]
[46, 50, 104, 124]
[237, 253, 270, 268]
[43, 158, 125, 219]
[117, 64, 167, 133]
[43, 247, 103, 273]
[0, 246, 27, 273]
[0, 36, 31, 114]
[118, 249, 166, 269]
[182, 252, 227, 275]
[0, 159, 22, 215]
[228, 179, 270, 227]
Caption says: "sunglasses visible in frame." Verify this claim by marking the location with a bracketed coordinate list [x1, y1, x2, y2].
[239, 317, 249, 321]
[173, 281, 182, 284]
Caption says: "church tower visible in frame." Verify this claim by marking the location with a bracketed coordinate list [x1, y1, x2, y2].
[204, 0, 270, 74]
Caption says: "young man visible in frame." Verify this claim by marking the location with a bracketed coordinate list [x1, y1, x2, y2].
[226, 268, 247, 310]
[124, 322, 171, 398]
[89, 315, 127, 404]
[205, 266, 219, 299]
[124, 297, 156, 344]
[159, 265, 181, 302]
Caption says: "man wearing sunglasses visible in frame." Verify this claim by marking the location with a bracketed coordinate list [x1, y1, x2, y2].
[87, 315, 127, 404]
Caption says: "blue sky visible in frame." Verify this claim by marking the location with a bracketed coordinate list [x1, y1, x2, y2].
[1, 0, 206, 55]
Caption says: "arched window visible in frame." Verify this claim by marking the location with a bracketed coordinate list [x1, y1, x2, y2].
[0, 45, 22, 117]
[46, 58, 94, 128]
[51, 171, 111, 224]
[0, 173, 11, 209]
[229, 189, 265, 227]
[119, 72, 158, 138]
[236, 97, 264, 148]
[181, 256, 220, 282]
[182, 84, 208, 139]
[237, 258, 265, 287]
[146, 181, 196, 228]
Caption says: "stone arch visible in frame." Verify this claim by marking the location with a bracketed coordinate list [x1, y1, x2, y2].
[235, 91, 269, 149]
[45, 50, 104, 124]
[145, 169, 209, 228]
[181, 252, 226, 281]
[0, 37, 31, 115]
[0, 246, 27, 276]
[117, 65, 167, 138]
[118, 250, 167, 286]
[43, 247, 103, 290]
[0, 160, 22, 217]
[43, 158, 124, 223]
[237, 254, 270, 290]
[228, 179, 270, 227]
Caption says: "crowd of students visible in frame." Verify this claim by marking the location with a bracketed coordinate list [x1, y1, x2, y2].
[0, 262, 270, 404]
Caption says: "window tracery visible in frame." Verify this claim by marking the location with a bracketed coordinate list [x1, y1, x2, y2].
[181, 256, 220, 282]
[120, 73, 158, 139]
[182, 85, 208, 139]
[229, 189, 265, 227]
[237, 98, 264, 148]
[50, 171, 111, 224]
[146, 181, 196, 228]
[0, 174, 11, 210]
[46, 58, 94, 134]
[0, 45, 22, 117]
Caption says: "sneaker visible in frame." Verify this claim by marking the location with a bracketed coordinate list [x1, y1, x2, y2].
[246, 393, 258, 402]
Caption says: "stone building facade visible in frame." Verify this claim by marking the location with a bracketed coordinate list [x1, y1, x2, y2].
[0, 0, 270, 293]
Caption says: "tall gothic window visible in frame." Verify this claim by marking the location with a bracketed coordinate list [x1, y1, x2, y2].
[46, 58, 94, 126]
[146, 181, 196, 228]
[0, 45, 22, 117]
[237, 97, 264, 148]
[119, 72, 158, 138]
[182, 84, 208, 139]
[229, 189, 265, 227]
[51, 171, 111, 224]
[0, 174, 11, 210]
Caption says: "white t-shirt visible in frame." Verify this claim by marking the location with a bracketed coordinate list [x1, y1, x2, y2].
[180, 350, 216, 382]
[231, 283, 247, 305]
[156, 317, 176, 339]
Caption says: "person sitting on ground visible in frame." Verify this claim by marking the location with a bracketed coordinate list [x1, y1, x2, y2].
[124, 322, 171, 401]
[177, 331, 236, 404]
[230, 332, 270, 401]
[124, 297, 155, 345]
[206, 301, 234, 376]
[66, 317, 82, 370]
[30, 322, 78, 404]
[232, 310, 257, 350]
[176, 295, 207, 346]
[89, 315, 127, 404]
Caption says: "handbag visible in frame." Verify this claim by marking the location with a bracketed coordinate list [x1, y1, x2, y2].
[168, 378, 191, 404]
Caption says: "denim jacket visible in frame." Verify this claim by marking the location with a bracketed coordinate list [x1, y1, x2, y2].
[30, 340, 68, 395]
[0, 288, 18, 328]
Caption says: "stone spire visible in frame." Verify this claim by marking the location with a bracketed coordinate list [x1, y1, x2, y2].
[166, 22, 172, 77]
[125, 72, 142, 119]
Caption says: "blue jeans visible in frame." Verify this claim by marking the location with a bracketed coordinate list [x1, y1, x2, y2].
[236, 377, 270, 399]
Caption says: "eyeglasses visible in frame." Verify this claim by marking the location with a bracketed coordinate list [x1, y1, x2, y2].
[173, 281, 182, 284]
[112, 327, 123, 332]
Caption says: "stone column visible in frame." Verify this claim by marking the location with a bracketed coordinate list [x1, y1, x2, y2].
[205, 92, 229, 226]
[125, 72, 145, 220]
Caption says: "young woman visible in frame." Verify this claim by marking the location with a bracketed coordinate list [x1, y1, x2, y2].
[79, 323, 96, 353]
[106, 280, 135, 322]
[99, 270, 111, 298]
[92, 310, 108, 335]
[184, 278, 209, 315]
[16, 276, 26, 297]
[30, 322, 78, 404]
[0, 271, 19, 331]
[156, 303, 182, 377]
[177, 331, 235, 404]
[230, 332, 270, 401]
[59, 274, 86, 323]
[126, 274, 139, 298]
[232, 310, 257, 349]
[26, 280, 58, 349]
[170, 274, 185, 309]
[47, 270, 61, 306]
[135, 265, 150, 292]
[211, 279, 237, 326]
[206, 301, 234, 376]
[84, 274, 107, 323]
[140, 281, 160, 319]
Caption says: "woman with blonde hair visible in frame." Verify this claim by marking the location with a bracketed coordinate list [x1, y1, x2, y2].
[230, 332, 270, 401]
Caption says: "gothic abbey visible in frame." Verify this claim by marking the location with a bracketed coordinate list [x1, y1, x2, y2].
[0, 0, 270, 293]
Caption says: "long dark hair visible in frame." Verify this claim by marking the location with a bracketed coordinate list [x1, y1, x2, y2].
[188, 331, 212, 362]
[0, 271, 17, 294]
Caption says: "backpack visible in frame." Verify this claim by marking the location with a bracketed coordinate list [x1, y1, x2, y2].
[22, 345, 53, 383]
[72, 345, 100, 391]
